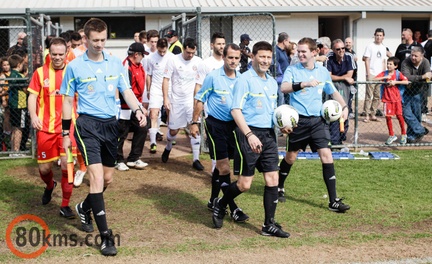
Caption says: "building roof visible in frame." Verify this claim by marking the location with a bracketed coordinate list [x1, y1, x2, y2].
[0, 0, 430, 14]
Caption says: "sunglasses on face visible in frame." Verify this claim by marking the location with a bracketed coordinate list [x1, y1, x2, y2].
[335, 47, 345, 51]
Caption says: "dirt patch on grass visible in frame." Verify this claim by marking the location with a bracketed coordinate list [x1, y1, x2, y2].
[2, 130, 432, 263]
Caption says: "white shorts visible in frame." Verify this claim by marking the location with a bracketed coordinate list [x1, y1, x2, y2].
[168, 103, 193, 130]
[149, 93, 164, 109]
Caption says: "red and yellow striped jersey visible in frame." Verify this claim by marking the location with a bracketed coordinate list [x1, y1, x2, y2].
[28, 64, 69, 133]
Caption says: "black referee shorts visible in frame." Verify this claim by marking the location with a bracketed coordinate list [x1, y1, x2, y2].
[287, 115, 331, 152]
[204, 115, 236, 161]
[75, 114, 119, 167]
[233, 126, 279, 177]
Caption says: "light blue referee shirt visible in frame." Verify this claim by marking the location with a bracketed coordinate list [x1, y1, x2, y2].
[194, 66, 239, 121]
[282, 62, 336, 116]
[60, 51, 131, 118]
[231, 67, 278, 128]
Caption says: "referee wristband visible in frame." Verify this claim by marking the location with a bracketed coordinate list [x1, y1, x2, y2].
[62, 119, 71, 130]
[342, 105, 348, 111]
[245, 131, 254, 138]
[292, 82, 302, 92]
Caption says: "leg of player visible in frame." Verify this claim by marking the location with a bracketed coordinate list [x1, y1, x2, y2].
[59, 155, 75, 218]
[317, 148, 350, 213]
[149, 108, 159, 154]
[190, 134, 204, 171]
[277, 151, 298, 202]
[40, 162, 57, 205]
[162, 128, 178, 163]
[261, 171, 290, 238]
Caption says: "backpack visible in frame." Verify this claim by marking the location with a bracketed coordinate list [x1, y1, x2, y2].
[380, 70, 406, 103]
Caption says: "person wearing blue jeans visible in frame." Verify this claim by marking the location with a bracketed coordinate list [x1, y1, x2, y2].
[400, 46, 431, 143]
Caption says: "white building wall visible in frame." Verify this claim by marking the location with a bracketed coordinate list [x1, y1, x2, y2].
[275, 14, 319, 43]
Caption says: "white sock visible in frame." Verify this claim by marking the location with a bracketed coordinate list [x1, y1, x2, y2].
[211, 159, 216, 172]
[149, 128, 158, 145]
[190, 135, 201, 161]
[166, 130, 176, 151]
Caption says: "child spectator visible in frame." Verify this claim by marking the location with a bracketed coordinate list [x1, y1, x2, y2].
[7, 54, 27, 156]
[374, 57, 409, 145]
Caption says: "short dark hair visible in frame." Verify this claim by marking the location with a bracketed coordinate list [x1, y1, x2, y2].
[49, 37, 67, 51]
[8, 54, 24, 69]
[84, 18, 107, 38]
[157, 38, 168, 48]
[223, 43, 241, 57]
[298, 37, 317, 52]
[277, 32, 289, 43]
[139, 30, 147, 41]
[70, 32, 82, 41]
[374, 28, 385, 36]
[252, 41, 272, 55]
[387, 56, 400, 66]
[183, 38, 197, 50]
[146, 29, 159, 40]
[211, 32, 225, 44]
[59, 32, 71, 43]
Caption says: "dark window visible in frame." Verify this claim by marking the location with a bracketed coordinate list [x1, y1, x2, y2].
[210, 17, 233, 44]
[74, 16, 145, 39]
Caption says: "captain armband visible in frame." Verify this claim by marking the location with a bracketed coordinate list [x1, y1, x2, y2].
[292, 82, 302, 92]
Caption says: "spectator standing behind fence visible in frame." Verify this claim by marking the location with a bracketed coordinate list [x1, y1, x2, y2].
[423, 30, 432, 64]
[395, 28, 422, 71]
[275, 32, 291, 106]
[7, 54, 27, 157]
[345, 37, 358, 119]
[373, 57, 409, 145]
[326, 39, 355, 146]
[363, 28, 387, 123]
[27, 37, 76, 218]
[1, 57, 12, 146]
[165, 30, 183, 55]
[400, 46, 431, 143]
[239, 34, 252, 73]
[6, 32, 26, 56]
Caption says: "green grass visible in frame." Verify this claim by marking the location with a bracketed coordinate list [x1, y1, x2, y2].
[0, 150, 431, 262]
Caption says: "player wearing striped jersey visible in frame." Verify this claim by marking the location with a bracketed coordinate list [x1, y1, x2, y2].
[28, 37, 76, 218]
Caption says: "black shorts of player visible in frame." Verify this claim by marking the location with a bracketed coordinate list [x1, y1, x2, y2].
[75, 114, 119, 167]
[287, 115, 331, 152]
[9, 108, 28, 129]
[204, 115, 236, 161]
[233, 126, 279, 177]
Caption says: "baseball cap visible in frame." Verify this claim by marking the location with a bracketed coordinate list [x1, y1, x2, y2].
[127, 42, 149, 55]
[316, 37, 331, 48]
[240, 34, 252, 42]
[164, 30, 178, 38]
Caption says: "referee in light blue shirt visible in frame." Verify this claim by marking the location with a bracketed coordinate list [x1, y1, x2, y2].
[210, 41, 290, 238]
[191, 44, 249, 223]
[279, 37, 350, 214]
[60, 18, 146, 256]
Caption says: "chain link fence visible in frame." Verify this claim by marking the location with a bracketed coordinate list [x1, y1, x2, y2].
[339, 81, 432, 149]
[0, 13, 60, 159]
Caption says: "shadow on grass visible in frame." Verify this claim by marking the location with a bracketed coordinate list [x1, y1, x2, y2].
[1, 166, 100, 253]
[135, 182, 261, 234]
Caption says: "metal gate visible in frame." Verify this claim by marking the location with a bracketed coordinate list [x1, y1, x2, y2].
[0, 11, 61, 159]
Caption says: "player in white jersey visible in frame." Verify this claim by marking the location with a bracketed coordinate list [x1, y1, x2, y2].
[161, 38, 204, 171]
[147, 38, 174, 153]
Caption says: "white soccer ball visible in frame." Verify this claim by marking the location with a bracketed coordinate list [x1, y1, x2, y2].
[273, 104, 299, 129]
[321, 100, 342, 122]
